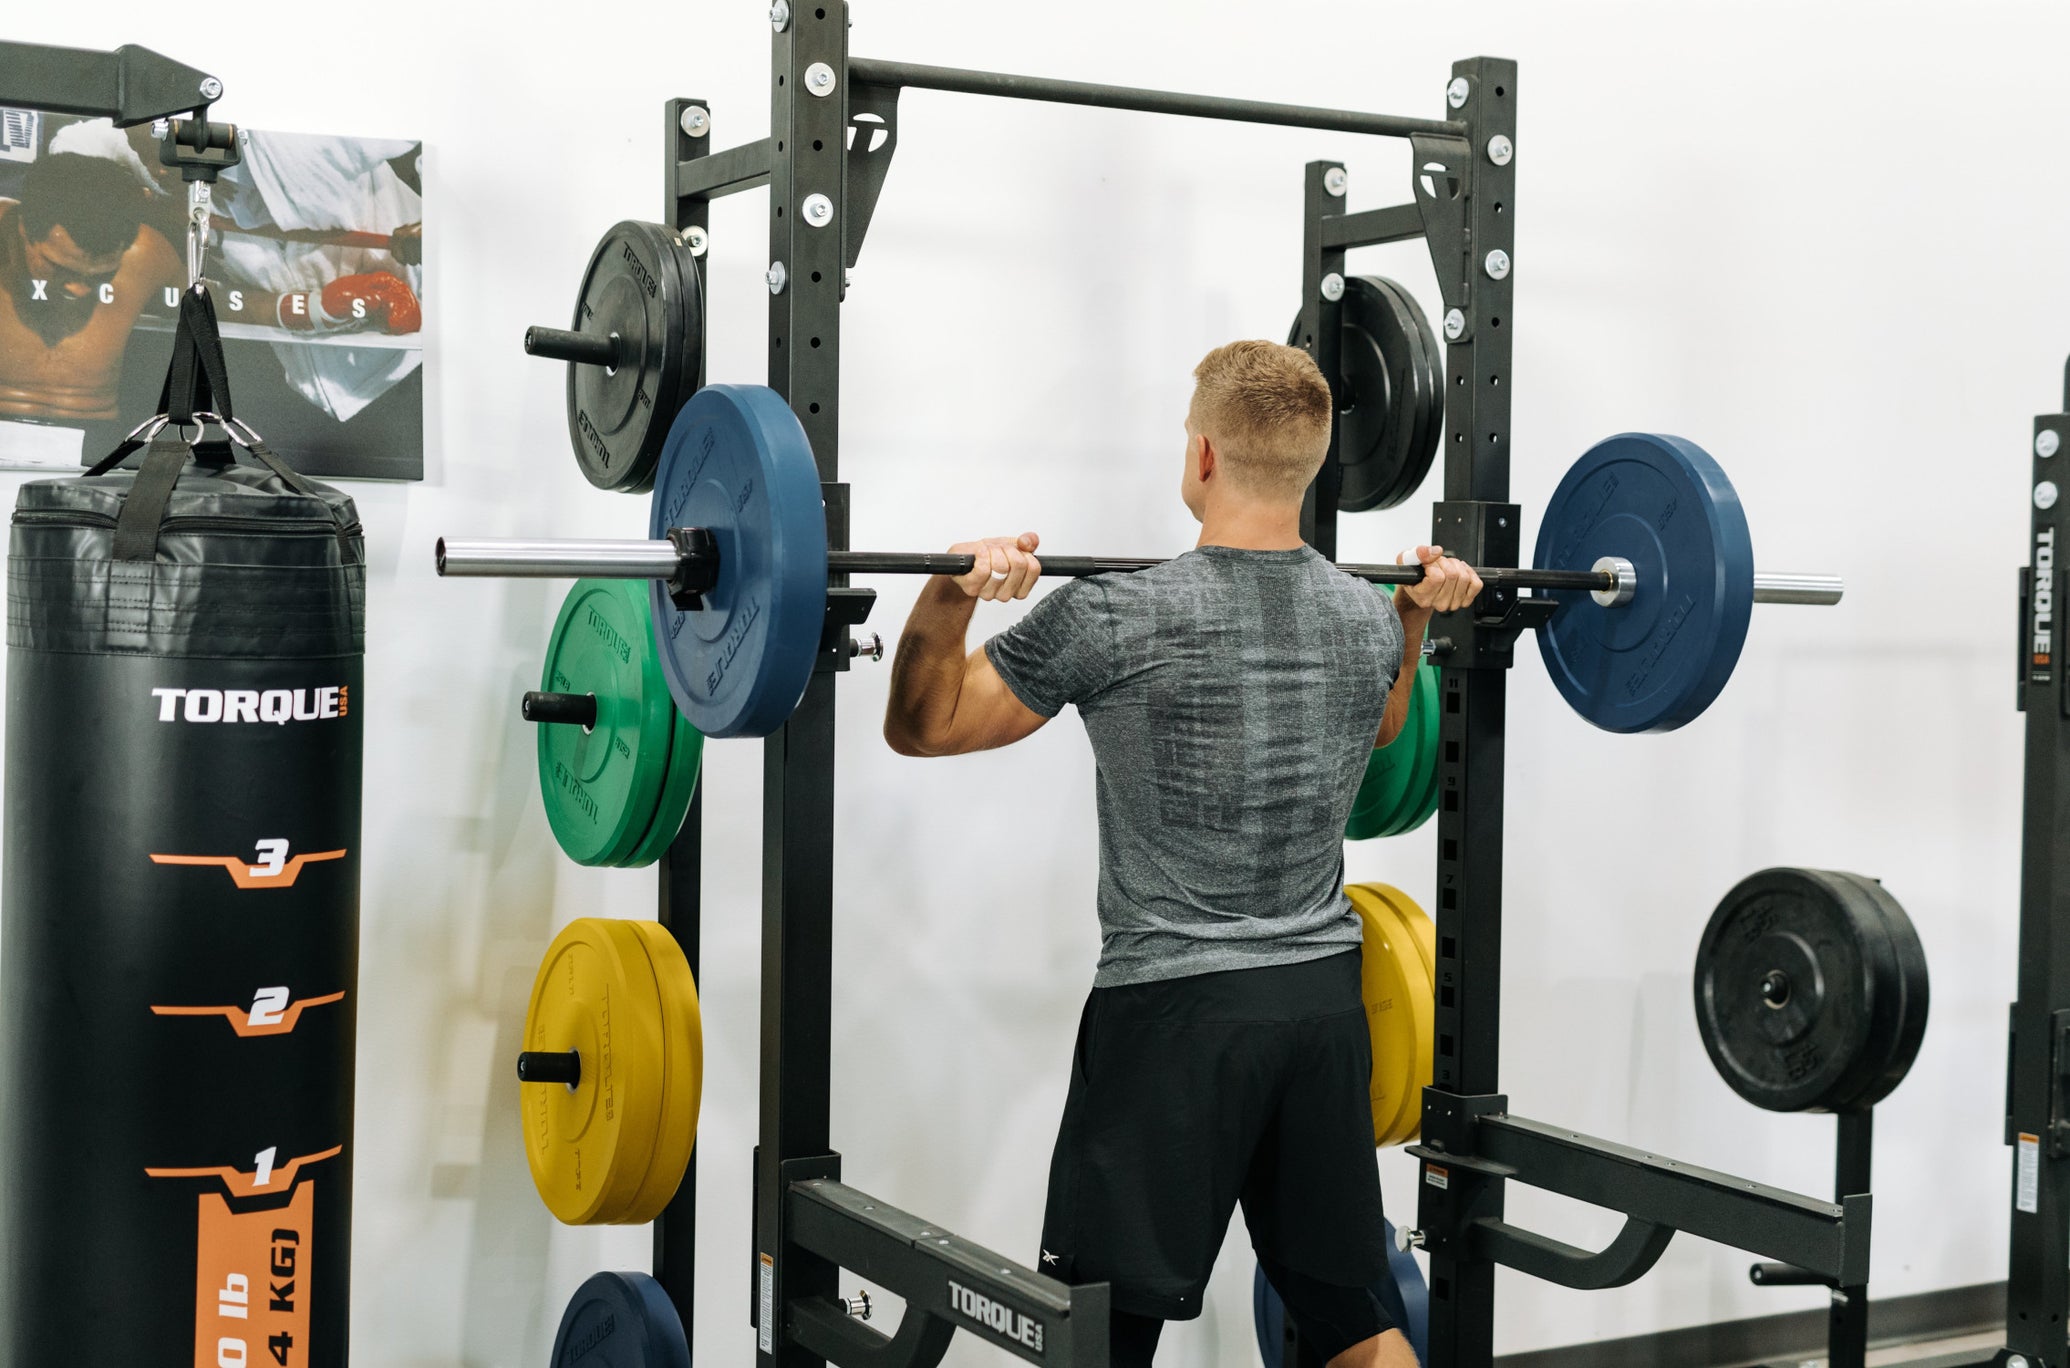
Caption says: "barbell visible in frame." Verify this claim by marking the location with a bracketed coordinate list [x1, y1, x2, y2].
[441, 538, 1835, 605]
[436, 384, 1842, 738]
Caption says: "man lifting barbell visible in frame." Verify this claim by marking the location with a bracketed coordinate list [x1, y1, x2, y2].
[881, 340, 1478, 1368]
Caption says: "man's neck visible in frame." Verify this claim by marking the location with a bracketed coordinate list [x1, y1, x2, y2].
[1195, 503, 1307, 552]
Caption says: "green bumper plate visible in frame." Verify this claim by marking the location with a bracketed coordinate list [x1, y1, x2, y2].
[538, 579, 701, 866]
[1346, 655, 1439, 841]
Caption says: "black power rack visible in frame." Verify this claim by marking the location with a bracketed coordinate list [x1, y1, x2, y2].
[638, 10, 1872, 1368]
[1939, 367, 2070, 1368]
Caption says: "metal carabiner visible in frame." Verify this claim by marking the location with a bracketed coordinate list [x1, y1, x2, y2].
[185, 180, 213, 287]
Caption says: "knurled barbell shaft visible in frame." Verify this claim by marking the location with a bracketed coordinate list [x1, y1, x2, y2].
[432, 537, 1842, 605]
[525, 325, 620, 369]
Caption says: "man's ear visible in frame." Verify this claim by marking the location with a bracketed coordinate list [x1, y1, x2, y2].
[1196, 434, 1216, 483]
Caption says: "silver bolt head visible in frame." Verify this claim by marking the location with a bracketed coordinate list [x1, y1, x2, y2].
[199, 76, 224, 101]
[806, 61, 838, 96]
[1484, 249, 1511, 280]
[1487, 134, 1514, 166]
[1447, 77, 1470, 109]
[1323, 167, 1348, 197]
[1443, 308, 1465, 340]
[2007, 1358, 2031, 1368]
[685, 225, 710, 257]
[770, 0, 791, 29]
[766, 261, 788, 295]
[1320, 272, 1346, 302]
[150, 119, 171, 140]
[2037, 481, 2060, 511]
[802, 193, 834, 226]
[680, 106, 711, 138]
[2039, 429, 2061, 458]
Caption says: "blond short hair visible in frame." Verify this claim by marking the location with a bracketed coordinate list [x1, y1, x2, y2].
[1188, 340, 1334, 499]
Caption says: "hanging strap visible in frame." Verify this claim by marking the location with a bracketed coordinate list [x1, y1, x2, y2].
[87, 283, 343, 561]
[86, 286, 235, 477]
[163, 285, 237, 428]
[111, 433, 200, 562]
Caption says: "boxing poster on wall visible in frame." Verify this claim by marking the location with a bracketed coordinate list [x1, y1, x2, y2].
[0, 108, 424, 481]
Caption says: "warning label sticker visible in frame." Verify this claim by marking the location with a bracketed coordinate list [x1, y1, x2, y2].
[192, 1181, 314, 1368]
[1424, 1164, 1449, 1192]
[2018, 1132, 2041, 1215]
[759, 1253, 775, 1354]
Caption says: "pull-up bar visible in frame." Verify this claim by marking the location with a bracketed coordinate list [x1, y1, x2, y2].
[848, 57, 1465, 140]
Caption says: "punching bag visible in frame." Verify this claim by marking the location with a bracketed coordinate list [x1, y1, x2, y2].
[0, 377, 365, 1364]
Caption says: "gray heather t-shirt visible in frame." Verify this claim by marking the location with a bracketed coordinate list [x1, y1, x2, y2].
[985, 545, 1405, 988]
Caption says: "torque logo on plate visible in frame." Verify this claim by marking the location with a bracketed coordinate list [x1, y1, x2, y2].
[152, 987, 347, 1038]
[152, 839, 347, 890]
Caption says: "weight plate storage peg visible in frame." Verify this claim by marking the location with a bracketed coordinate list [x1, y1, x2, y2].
[519, 918, 702, 1224]
[1693, 868, 1929, 1114]
[534, 579, 703, 867]
[1346, 883, 1435, 1147]
[551, 1271, 691, 1368]
[647, 384, 830, 738]
[1533, 433, 1756, 733]
[529, 220, 703, 494]
[1288, 276, 1442, 512]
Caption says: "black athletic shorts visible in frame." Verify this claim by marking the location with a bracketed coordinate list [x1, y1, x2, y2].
[1038, 949, 1391, 1323]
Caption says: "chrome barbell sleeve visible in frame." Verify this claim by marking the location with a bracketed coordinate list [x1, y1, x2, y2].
[435, 537, 681, 580]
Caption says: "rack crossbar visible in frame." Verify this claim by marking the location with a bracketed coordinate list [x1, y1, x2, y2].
[849, 57, 1462, 139]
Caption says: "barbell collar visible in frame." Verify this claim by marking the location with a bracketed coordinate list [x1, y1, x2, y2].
[524, 325, 621, 369]
[1590, 556, 1638, 609]
[431, 533, 1843, 606]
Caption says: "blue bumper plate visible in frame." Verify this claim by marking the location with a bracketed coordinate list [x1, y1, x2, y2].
[648, 385, 829, 738]
[1253, 1220, 1428, 1367]
[551, 1271, 690, 1368]
[1533, 433, 1754, 733]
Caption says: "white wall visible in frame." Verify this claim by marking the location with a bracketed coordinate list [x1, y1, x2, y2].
[3, 0, 2065, 1362]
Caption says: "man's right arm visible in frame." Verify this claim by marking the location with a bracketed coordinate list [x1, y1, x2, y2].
[1377, 599, 1428, 749]
[1376, 546, 1483, 748]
